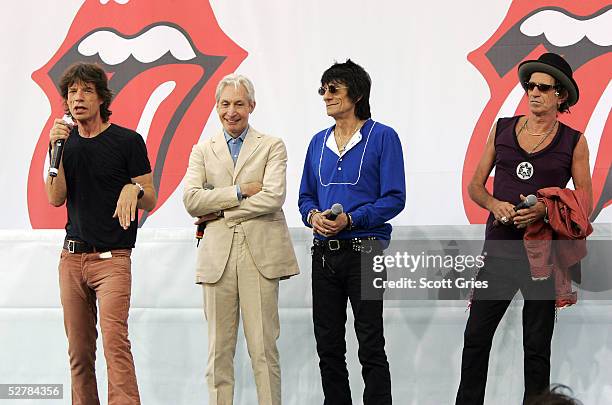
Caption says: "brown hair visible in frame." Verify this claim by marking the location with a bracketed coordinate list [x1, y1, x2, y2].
[58, 62, 113, 122]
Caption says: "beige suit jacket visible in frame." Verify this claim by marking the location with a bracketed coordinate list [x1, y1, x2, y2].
[183, 127, 300, 284]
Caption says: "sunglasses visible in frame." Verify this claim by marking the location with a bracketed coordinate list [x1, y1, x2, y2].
[318, 84, 348, 95]
[523, 81, 558, 92]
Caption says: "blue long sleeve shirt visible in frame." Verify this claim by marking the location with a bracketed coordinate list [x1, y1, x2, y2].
[298, 118, 406, 240]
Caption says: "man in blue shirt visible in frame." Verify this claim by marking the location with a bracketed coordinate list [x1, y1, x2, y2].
[298, 60, 406, 405]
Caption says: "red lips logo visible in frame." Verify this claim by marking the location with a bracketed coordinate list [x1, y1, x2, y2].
[463, 1, 611, 223]
[28, 0, 247, 228]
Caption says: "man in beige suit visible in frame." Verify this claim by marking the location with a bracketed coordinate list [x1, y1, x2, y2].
[183, 74, 299, 405]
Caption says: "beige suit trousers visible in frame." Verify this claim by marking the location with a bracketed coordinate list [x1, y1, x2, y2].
[203, 225, 281, 405]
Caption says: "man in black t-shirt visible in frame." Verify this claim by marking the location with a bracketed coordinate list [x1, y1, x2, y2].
[45, 62, 156, 405]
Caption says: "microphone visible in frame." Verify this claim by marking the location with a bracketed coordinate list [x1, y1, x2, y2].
[196, 183, 214, 247]
[493, 194, 538, 227]
[514, 194, 537, 211]
[49, 115, 73, 177]
[326, 203, 344, 220]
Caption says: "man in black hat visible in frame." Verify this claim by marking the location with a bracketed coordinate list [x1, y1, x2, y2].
[455, 53, 592, 404]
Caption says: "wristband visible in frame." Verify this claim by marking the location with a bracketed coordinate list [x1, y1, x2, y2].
[307, 209, 321, 225]
[132, 182, 145, 199]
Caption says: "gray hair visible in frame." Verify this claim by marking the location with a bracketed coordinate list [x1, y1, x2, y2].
[215, 74, 255, 103]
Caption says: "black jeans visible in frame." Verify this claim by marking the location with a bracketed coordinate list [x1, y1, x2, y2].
[311, 242, 392, 405]
[456, 256, 556, 405]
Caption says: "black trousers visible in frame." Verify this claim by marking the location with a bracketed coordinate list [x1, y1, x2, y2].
[311, 242, 392, 405]
[455, 256, 556, 405]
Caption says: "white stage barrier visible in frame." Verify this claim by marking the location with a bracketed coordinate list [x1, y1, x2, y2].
[2, 225, 611, 405]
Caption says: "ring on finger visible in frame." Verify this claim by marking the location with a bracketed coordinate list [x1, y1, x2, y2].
[501, 216, 508, 223]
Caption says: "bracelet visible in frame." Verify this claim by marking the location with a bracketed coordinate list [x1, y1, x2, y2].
[346, 213, 353, 230]
[307, 209, 321, 225]
[132, 182, 145, 199]
[537, 197, 549, 224]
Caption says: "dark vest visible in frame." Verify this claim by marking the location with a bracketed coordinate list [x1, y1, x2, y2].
[484, 116, 580, 259]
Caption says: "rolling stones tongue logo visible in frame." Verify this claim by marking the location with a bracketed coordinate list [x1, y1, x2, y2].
[463, 1, 611, 223]
[28, 0, 246, 228]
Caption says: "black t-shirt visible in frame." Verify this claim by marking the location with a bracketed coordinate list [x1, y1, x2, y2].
[63, 123, 152, 250]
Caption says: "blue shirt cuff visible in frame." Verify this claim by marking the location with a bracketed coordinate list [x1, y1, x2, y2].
[236, 185, 243, 201]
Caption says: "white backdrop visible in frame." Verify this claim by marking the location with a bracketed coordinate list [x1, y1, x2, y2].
[1, 0, 610, 228]
[0, 1, 611, 404]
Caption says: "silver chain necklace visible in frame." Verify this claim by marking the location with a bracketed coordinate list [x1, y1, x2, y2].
[335, 122, 361, 153]
[518, 119, 557, 153]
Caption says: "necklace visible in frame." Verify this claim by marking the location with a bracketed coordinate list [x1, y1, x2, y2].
[524, 118, 558, 137]
[335, 122, 361, 154]
[518, 118, 557, 153]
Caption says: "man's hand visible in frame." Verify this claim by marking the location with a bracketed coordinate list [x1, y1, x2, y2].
[46, 118, 73, 204]
[513, 194, 546, 228]
[240, 182, 263, 198]
[489, 199, 516, 225]
[194, 213, 219, 225]
[49, 118, 73, 151]
[312, 210, 349, 237]
[113, 184, 140, 230]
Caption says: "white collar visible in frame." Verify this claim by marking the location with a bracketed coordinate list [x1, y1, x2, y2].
[326, 128, 362, 157]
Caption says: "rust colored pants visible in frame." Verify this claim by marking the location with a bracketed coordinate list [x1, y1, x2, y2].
[58, 248, 140, 405]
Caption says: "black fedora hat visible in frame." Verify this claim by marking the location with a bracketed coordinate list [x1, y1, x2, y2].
[518, 53, 579, 106]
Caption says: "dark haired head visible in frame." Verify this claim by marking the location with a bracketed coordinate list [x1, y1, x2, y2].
[321, 59, 371, 120]
[518, 52, 578, 110]
[525, 384, 582, 405]
[58, 62, 113, 122]
[554, 82, 571, 114]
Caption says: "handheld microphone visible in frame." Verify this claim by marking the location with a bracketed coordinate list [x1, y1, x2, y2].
[326, 203, 344, 220]
[196, 183, 214, 247]
[493, 194, 538, 227]
[514, 194, 537, 211]
[49, 115, 73, 177]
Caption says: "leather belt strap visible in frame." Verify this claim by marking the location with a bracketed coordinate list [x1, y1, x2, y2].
[313, 237, 377, 252]
[63, 238, 98, 254]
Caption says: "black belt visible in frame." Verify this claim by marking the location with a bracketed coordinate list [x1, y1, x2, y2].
[313, 237, 377, 253]
[63, 238, 99, 254]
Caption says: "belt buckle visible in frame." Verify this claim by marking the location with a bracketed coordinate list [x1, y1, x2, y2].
[328, 240, 340, 251]
[67, 240, 76, 253]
